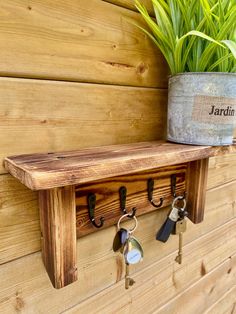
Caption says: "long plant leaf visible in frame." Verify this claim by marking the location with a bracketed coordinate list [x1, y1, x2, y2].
[221, 40, 236, 59]
[208, 53, 233, 71]
[175, 30, 225, 73]
[133, 0, 236, 73]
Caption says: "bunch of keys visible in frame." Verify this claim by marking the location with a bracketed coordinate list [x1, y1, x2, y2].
[113, 213, 143, 289]
[156, 195, 188, 264]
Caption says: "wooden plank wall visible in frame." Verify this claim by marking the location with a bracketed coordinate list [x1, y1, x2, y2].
[0, 1, 235, 313]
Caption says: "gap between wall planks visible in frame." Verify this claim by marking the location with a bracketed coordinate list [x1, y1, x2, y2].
[0, 77, 167, 175]
[63, 225, 236, 314]
[0, 176, 235, 279]
[154, 255, 236, 314]
[66, 221, 236, 314]
[203, 285, 236, 314]
[5, 141, 234, 288]
[0, 0, 233, 310]
[0, 0, 167, 87]
[1, 216, 234, 314]
[0, 154, 235, 265]
[5, 145, 210, 288]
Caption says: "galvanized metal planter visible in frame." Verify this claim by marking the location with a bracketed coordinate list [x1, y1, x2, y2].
[167, 72, 236, 146]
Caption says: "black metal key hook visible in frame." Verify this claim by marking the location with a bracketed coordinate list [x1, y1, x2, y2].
[147, 179, 164, 208]
[171, 174, 186, 200]
[119, 186, 137, 218]
[87, 193, 105, 228]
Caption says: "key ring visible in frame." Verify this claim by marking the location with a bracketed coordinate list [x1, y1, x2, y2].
[117, 213, 138, 234]
[172, 195, 186, 210]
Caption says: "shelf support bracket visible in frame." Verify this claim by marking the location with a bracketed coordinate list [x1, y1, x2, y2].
[39, 186, 78, 289]
[186, 158, 209, 223]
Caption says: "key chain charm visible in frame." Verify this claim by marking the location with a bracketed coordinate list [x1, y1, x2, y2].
[156, 195, 186, 243]
[113, 212, 143, 289]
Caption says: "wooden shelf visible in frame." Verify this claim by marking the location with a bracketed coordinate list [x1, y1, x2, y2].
[4, 140, 236, 289]
[4, 141, 236, 190]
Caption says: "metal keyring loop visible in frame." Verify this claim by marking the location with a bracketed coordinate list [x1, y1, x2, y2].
[117, 213, 138, 233]
[172, 195, 186, 210]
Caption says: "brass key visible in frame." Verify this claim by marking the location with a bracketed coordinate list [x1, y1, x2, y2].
[117, 213, 141, 289]
[125, 263, 135, 289]
[124, 235, 142, 289]
[175, 218, 187, 264]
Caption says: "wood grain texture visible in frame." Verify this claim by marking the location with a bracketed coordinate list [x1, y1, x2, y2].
[208, 153, 236, 189]
[1, 153, 236, 266]
[186, 158, 209, 224]
[59, 221, 236, 314]
[0, 175, 39, 264]
[0, 0, 167, 87]
[155, 255, 236, 314]
[76, 164, 187, 237]
[0, 213, 235, 313]
[4, 141, 236, 190]
[39, 186, 77, 288]
[0, 0, 234, 309]
[204, 286, 236, 314]
[0, 77, 167, 175]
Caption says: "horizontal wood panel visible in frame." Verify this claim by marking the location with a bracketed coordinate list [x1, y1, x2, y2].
[67, 229, 236, 314]
[0, 0, 167, 87]
[0, 163, 235, 265]
[0, 175, 39, 264]
[204, 285, 236, 314]
[0, 0, 235, 310]
[208, 153, 236, 189]
[0, 77, 167, 174]
[5, 218, 233, 314]
[155, 255, 236, 314]
[1, 153, 236, 264]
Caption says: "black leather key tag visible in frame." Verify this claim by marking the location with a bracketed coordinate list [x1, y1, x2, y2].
[156, 206, 179, 243]
[156, 218, 176, 242]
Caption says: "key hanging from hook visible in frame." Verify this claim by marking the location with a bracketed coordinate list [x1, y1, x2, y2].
[87, 193, 105, 228]
[119, 186, 137, 218]
[147, 179, 164, 208]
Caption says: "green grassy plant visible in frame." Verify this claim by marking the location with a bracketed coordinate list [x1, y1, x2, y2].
[135, 0, 236, 74]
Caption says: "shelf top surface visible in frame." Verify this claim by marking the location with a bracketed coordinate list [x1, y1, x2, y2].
[4, 141, 236, 190]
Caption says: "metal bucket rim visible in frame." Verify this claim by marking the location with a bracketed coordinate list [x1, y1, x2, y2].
[168, 72, 236, 79]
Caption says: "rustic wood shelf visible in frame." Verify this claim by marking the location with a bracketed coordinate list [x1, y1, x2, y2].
[4, 141, 236, 289]
[4, 141, 236, 190]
